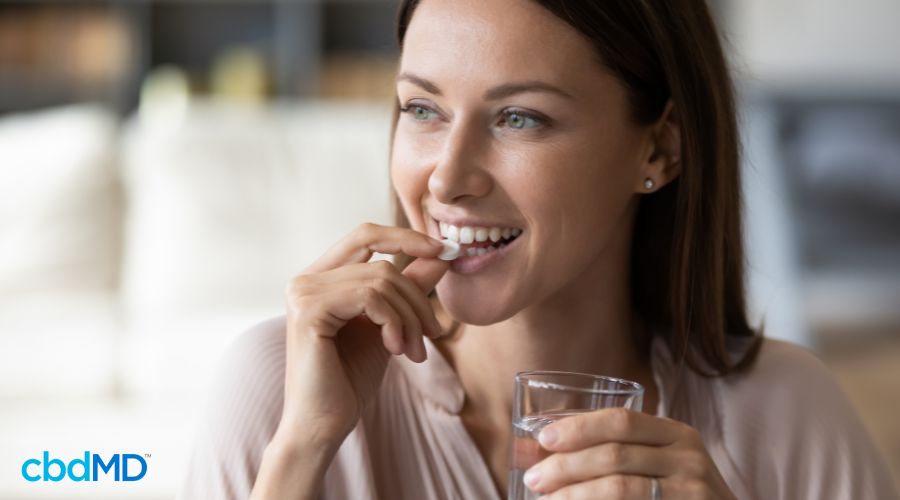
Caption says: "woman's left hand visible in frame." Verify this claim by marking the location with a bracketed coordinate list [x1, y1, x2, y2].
[522, 408, 737, 500]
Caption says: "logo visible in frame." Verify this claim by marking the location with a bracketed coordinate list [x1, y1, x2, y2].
[21, 452, 148, 482]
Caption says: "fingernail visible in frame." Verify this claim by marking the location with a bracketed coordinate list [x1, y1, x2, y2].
[539, 426, 559, 448]
[427, 236, 445, 247]
[523, 468, 541, 488]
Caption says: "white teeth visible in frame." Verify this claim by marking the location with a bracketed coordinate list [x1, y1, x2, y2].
[446, 225, 460, 243]
[439, 221, 521, 245]
[459, 226, 475, 244]
[467, 247, 478, 257]
[499, 243, 506, 248]
[487, 245, 496, 253]
[477, 247, 487, 256]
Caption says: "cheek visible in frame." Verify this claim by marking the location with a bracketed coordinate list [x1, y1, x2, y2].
[552, 157, 634, 227]
[390, 129, 438, 232]
[519, 139, 638, 241]
[514, 138, 641, 285]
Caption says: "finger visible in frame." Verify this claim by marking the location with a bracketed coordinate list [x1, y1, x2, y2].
[524, 443, 674, 492]
[292, 260, 444, 339]
[358, 278, 427, 363]
[296, 279, 427, 362]
[402, 254, 451, 296]
[303, 223, 444, 273]
[294, 285, 406, 356]
[539, 408, 682, 452]
[545, 476, 702, 500]
[542, 474, 660, 500]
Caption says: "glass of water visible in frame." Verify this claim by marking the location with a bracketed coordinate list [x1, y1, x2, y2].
[507, 371, 644, 500]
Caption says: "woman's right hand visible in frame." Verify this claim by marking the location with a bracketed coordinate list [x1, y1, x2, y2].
[274, 223, 450, 451]
[251, 224, 449, 499]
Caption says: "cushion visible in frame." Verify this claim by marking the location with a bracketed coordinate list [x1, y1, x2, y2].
[118, 99, 394, 394]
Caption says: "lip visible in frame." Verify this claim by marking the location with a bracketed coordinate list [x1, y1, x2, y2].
[449, 236, 520, 274]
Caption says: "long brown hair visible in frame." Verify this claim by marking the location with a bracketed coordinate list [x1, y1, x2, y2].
[391, 0, 761, 377]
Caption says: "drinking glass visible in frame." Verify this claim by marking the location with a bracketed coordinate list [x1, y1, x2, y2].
[507, 371, 645, 500]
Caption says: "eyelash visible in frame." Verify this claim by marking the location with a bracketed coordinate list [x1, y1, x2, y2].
[398, 103, 547, 129]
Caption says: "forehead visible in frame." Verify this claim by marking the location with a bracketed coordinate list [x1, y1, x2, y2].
[400, 0, 608, 95]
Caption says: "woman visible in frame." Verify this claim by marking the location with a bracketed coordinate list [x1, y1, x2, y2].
[179, 0, 899, 498]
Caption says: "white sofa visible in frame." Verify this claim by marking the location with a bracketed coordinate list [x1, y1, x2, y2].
[0, 100, 395, 499]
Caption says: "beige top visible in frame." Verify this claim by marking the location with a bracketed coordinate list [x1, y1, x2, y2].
[178, 315, 899, 499]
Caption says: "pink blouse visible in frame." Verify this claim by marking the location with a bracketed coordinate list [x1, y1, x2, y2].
[177, 315, 898, 499]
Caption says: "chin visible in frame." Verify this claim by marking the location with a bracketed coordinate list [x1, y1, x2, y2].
[436, 280, 521, 326]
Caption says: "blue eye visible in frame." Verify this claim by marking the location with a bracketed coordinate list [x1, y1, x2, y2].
[504, 112, 540, 129]
[405, 105, 439, 121]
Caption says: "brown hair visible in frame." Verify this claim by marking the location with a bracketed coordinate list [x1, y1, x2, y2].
[392, 0, 762, 376]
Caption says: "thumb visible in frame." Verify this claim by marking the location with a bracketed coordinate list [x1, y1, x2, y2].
[402, 257, 451, 295]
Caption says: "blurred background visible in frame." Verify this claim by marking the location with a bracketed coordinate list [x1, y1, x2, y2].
[0, 0, 897, 497]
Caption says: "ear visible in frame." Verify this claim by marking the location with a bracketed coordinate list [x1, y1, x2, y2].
[637, 99, 681, 193]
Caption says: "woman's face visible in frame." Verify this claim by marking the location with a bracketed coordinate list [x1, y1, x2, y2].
[392, 0, 658, 325]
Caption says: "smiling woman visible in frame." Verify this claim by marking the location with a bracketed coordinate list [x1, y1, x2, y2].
[177, 1, 899, 499]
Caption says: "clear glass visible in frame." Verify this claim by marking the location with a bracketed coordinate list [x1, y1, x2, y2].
[507, 371, 644, 500]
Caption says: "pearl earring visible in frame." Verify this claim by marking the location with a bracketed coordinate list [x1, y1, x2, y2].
[644, 178, 655, 190]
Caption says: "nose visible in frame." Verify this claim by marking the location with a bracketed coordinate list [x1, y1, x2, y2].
[428, 117, 493, 204]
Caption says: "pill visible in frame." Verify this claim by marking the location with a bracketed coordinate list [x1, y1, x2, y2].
[438, 239, 461, 261]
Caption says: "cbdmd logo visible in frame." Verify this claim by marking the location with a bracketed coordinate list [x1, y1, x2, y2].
[21, 452, 148, 482]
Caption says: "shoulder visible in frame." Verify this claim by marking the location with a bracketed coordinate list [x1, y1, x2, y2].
[203, 315, 287, 412]
[206, 314, 287, 438]
[177, 315, 288, 500]
[218, 314, 287, 382]
[714, 338, 856, 435]
[707, 338, 898, 499]
[723, 337, 833, 394]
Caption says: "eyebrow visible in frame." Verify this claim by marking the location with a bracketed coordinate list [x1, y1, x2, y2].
[396, 72, 574, 100]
